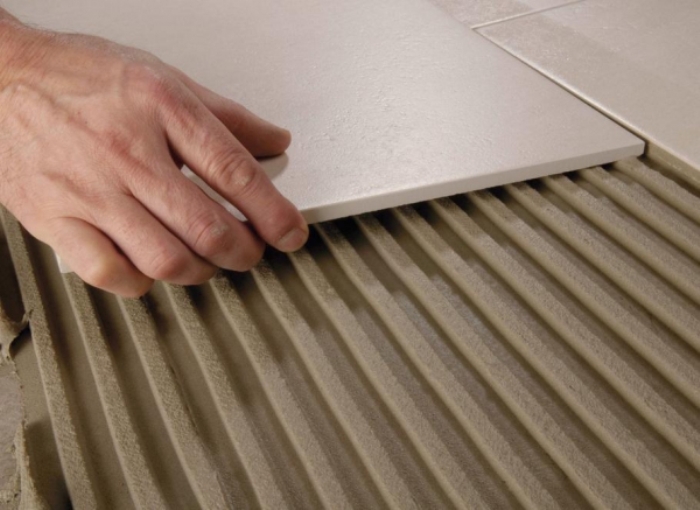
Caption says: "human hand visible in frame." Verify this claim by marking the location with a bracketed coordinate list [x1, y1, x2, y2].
[0, 17, 308, 297]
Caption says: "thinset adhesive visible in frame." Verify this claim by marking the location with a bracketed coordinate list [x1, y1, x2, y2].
[2, 155, 700, 509]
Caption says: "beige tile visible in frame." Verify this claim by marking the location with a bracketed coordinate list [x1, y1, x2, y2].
[480, 0, 700, 174]
[5, 0, 640, 224]
[428, 0, 579, 27]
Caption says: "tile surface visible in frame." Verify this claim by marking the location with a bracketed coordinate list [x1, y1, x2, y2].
[480, 0, 700, 175]
[427, 0, 579, 27]
[5, 0, 641, 223]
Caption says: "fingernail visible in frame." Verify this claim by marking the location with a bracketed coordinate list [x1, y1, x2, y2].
[280, 128, 292, 146]
[277, 227, 308, 252]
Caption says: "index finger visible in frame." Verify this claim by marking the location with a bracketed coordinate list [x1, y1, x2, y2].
[160, 85, 308, 253]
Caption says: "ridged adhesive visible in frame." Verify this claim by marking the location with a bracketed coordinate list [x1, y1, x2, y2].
[1, 156, 699, 509]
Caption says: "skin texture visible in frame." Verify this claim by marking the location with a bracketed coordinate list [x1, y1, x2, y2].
[0, 10, 308, 297]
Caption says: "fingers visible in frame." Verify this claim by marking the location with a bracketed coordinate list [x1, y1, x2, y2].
[27, 193, 222, 291]
[170, 68, 291, 157]
[161, 88, 309, 253]
[94, 195, 218, 285]
[36, 217, 153, 298]
[131, 161, 265, 271]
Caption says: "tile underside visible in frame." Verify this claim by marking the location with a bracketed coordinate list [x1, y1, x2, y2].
[3, 155, 700, 509]
[4, 0, 642, 223]
[479, 0, 700, 177]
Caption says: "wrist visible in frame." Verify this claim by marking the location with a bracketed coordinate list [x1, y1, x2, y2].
[0, 19, 51, 91]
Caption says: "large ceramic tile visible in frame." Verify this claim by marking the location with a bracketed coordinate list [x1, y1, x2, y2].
[427, 0, 579, 28]
[5, 0, 641, 223]
[480, 0, 700, 175]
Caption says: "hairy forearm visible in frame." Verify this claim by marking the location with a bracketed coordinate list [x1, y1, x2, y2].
[0, 8, 24, 86]
[0, 8, 50, 90]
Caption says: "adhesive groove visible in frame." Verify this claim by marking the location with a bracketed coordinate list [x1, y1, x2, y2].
[3, 157, 700, 509]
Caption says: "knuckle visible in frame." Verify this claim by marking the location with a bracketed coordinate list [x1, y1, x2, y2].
[189, 213, 232, 258]
[124, 62, 178, 109]
[208, 148, 259, 197]
[123, 61, 155, 88]
[148, 248, 190, 281]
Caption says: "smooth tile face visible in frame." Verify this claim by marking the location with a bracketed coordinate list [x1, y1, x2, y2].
[480, 0, 700, 173]
[427, 0, 578, 27]
[6, 0, 641, 223]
